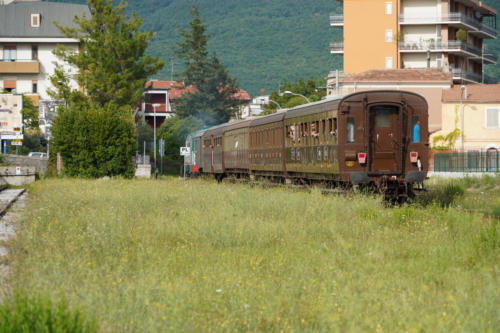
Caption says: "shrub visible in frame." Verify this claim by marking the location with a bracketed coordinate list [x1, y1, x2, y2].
[415, 181, 464, 207]
[0, 290, 96, 332]
[50, 103, 136, 178]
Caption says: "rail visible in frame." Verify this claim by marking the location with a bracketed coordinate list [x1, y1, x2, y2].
[398, 40, 481, 57]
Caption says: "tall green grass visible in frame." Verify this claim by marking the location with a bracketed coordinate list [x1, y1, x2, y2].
[5, 178, 500, 331]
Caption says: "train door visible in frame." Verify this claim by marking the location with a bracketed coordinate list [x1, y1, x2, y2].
[369, 105, 400, 173]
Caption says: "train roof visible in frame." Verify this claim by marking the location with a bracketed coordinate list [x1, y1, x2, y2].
[250, 111, 286, 127]
[284, 97, 342, 119]
[224, 118, 254, 132]
[339, 90, 428, 108]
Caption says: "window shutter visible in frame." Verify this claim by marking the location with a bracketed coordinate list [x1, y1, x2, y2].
[486, 109, 499, 128]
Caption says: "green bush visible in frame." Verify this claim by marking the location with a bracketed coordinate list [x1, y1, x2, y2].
[415, 181, 465, 207]
[50, 103, 136, 178]
[0, 290, 96, 332]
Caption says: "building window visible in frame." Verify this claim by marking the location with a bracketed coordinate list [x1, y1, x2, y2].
[3, 46, 16, 62]
[486, 108, 500, 129]
[385, 57, 393, 69]
[32, 83, 38, 94]
[32, 46, 38, 60]
[31, 14, 40, 28]
[385, 2, 392, 15]
[385, 29, 393, 42]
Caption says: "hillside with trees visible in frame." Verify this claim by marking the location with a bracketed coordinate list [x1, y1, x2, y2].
[48, 0, 500, 96]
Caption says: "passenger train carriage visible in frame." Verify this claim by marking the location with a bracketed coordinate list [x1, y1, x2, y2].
[185, 90, 428, 201]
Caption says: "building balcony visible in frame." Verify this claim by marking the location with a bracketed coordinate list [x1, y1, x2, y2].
[0, 60, 40, 74]
[451, 68, 497, 84]
[329, 42, 344, 54]
[399, 12, 496, 39]
[330, 14, 343, 27]
[470, 47, 498, 65]
[399, 40, 482, 58]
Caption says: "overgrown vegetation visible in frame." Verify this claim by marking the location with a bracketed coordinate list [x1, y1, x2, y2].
[0, 290, 97, 332]
[5, 177, 500, 331]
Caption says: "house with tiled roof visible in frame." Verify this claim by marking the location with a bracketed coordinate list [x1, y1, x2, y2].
[139, 80, 251, 128]
[434, 84, 500, 154]
[328, 68, 453, 132]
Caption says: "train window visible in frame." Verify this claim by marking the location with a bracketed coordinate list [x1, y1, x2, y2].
[290, 125, 296, 143]
[375, 109, 391, 128]
[328, 118, 333, 135]
[347, 117, 355, 143]
[333, 118, 338, 135]
[322, 119, 326, 142]
[311, 120, 319, 138]
[411, 116, 420, 143]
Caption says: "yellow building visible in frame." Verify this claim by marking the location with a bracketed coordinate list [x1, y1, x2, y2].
[435, 84, 500, 152]
[331, 0, 497, 84]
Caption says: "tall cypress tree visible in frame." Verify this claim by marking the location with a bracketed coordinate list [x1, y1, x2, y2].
[175, 5, 239, 125]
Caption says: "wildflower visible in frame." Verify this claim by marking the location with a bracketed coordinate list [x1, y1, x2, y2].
[216, 289, 222, 293]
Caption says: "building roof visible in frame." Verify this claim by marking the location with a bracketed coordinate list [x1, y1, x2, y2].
[145, 80, 251, 101]
[340, 69, 452, 84]
[0, 1, 90, 38]
[442, 84, 500, 103]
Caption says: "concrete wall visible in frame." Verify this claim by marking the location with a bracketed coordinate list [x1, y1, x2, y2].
[0, 166, 35, 185]
[2, 154, 47, 174]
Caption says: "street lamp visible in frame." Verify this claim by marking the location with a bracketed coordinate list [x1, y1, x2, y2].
[283, 90, 311, 103]
[152, 103, 161, 178]
[268, 99, 281, 110]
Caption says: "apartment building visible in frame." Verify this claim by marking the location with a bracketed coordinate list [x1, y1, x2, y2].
[330, 0, 497, 84]
[0, 0, 90, 106]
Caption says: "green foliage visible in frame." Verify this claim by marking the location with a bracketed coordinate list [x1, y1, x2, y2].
[48, 0, 164, 177]
[158, 116, 204, 161]
[0, 290, 96, 332]
[175, 5, 240, 126]
[416, 181, 465, 207]
[432, 128, 461, 150]
[456, 28, 468, 43]
[50, 103, 136, 178]
[53, 0, 163, 111]
[21, 95, 39, 129]
[264, 76, 326, 114]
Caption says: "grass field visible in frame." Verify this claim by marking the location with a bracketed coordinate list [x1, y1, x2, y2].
[4, 176, 500, 331]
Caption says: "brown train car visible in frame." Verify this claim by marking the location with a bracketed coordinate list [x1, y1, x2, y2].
[284, 98, 340, 181]
[249, 112, 286, 175]
[337, 91, 428, 186]
[202, 124, 226, 174]
[223, 119, 252, 174]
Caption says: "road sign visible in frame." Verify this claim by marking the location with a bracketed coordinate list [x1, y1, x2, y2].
[159, 139, 165, 157]
[180, 147, 191, 156]
[11, 139, 22, 146]
[1, 133, 23, 140]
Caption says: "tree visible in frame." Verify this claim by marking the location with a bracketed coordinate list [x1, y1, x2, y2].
[49, 0, 163, 177]
[21, 96, 39, 130]
[158, 116, 204, 161]
[52, 0, 164, 112]
[175, 5, 239, 126]
[263, 76, 326, 114]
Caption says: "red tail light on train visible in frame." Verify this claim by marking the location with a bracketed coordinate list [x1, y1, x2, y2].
[358, 153, 367, 164]
[410, 151, 418, 163]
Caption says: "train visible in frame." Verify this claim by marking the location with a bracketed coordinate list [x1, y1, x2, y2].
[184, 90, 429, 202]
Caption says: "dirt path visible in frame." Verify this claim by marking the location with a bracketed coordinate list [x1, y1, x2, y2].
[0, 190, 27, 295]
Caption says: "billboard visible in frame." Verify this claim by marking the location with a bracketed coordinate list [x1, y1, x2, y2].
[0, 94, 23, 133]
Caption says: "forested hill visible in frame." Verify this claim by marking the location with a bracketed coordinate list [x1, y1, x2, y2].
[46, 0, 500, 96]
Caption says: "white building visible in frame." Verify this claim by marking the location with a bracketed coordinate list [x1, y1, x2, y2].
[0, 0, 90, 107]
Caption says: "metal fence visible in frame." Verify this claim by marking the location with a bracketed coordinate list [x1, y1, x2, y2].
[433, 151, 500, 172]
